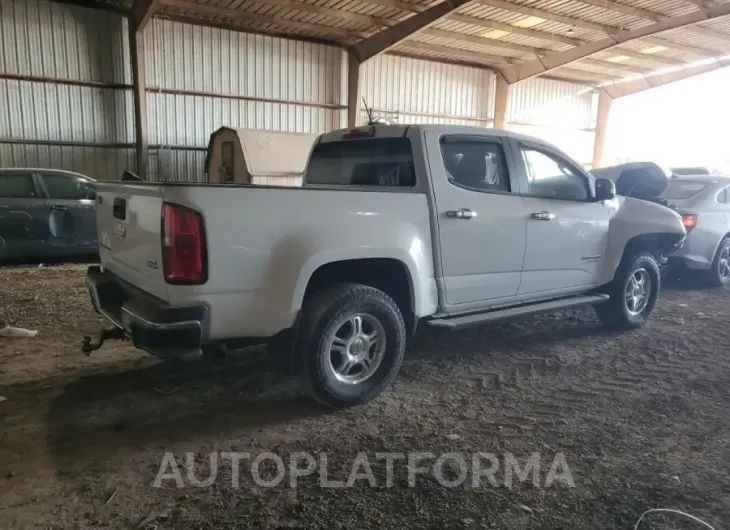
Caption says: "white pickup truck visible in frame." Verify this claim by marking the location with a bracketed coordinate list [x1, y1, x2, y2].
[84, 125, 686, 409]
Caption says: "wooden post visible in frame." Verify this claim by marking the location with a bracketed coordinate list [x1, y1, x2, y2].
[129, 25, 149, 178]
[592, 89, 613, 169]
[347, 50, 361, 128]
[493, 74, 509, 129]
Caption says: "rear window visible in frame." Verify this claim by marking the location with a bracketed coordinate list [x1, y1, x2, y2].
[672, 167, 710, 175]
[305, 138, 415, 187]
[662, 180, 708, 200]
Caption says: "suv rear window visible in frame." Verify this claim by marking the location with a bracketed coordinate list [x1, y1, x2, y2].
[662, 180, 708, 200]
[305, 138, 415, 187]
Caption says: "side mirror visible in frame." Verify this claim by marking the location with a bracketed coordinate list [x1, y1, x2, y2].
[594, 178, 616, 201]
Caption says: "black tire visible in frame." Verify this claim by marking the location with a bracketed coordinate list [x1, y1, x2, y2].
[595, 251, 660, 331]
[295, 283, 406, 409]
[707, 237, 730, 288]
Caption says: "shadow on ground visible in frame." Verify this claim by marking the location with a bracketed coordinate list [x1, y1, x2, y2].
[44, 350, 326, 474]
[663, 270, 716, 291]
[43, 308, 632, 481]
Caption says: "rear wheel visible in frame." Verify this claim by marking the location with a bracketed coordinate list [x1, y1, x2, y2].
[295, 283, 406, 409]
[595, 252, 660, 330]
[707, 237, 730, 288]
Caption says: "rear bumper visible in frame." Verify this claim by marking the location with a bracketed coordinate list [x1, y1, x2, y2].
[86, 265, 209, 359]
[667, 233, 715, 271]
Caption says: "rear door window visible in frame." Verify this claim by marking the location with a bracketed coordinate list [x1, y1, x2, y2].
[41, 174, 95, 200]
[305, 138, 415, 187]
[440, 137, 511, 193]
[662, 181, 708, 200]
[0, 173, 38, 199]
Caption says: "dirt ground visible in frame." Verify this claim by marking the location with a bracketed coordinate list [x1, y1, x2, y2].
[0, 264, 728, 529]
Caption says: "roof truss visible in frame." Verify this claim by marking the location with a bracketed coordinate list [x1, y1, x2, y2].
[499, 2, 730, 82]
[130, 0, 159, 31]
[114, 0, 730, 86]
[603, 56, 730, 97]
[351, 0, 472, 62]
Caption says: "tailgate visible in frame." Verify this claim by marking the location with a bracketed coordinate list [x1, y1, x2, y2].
[96, 182, 169, 301]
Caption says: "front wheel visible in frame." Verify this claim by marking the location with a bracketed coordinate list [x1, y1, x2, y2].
[295, 283, 406, 409]
[595, 252, 660, 330]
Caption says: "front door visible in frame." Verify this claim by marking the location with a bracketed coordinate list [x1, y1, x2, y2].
[516, 142, 610, 295]
[38, 172, 97, 254]
[0, 172, 49, 259]
[426, 131, 527, 307]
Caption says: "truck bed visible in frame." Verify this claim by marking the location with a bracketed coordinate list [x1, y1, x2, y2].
[95, 181, 434, 339]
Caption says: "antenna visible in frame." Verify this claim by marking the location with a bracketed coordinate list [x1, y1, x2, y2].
[362, 96, 375, 125]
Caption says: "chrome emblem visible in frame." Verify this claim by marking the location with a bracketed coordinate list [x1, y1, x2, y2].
[114, 223, 127, 240]
[100, 231, 111, 250]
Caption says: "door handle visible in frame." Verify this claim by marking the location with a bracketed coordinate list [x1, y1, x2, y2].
[530, 211, 555, 221]
[446, 209, 477, 220]
[49, 206, 67, 212]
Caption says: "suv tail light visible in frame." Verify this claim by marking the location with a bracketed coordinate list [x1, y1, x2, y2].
[682, 213, 699, 233]
[162, 202, 207, 284]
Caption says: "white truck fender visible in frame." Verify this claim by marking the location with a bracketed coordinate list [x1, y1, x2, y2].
[597, 197, 685, 286]
[287, 228, 438, 319]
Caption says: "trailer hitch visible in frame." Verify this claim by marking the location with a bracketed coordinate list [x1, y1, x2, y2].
[82, 327, 127, 355]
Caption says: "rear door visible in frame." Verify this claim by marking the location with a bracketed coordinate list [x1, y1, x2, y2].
[425, 130, 527, 307]
[38, 172, 97, 253]
[515, 141, 610, 295]
[0, 171, 49, 259]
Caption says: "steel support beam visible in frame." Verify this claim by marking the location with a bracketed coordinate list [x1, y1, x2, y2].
[498, 1, 730, 83]
[128, 1, 159, 177]
[130, 0, 159, 32]
[602, 56, 730, 98]
[129, 27, 148, 178]
[347, 51, 361, 128]
[493, 74, 509, 129]
[351, 0, 471, 63]
[592, 90, 613, 169]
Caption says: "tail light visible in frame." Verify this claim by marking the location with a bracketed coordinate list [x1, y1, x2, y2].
[682, 214, 699, 233]
[342, 127, 375, 140]
[161, 202, 207, 284]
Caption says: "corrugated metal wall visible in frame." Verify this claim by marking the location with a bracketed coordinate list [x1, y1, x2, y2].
[0, 0, 134, 179]
[145, 19, 347, 181]
[0, 0, 346, 182]
[1, 0, 599, 179]
[359, 55, 495, 126]
[506, 78, 597, 165]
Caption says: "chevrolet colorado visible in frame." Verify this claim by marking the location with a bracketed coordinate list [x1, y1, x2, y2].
[84, 125, 686, 409]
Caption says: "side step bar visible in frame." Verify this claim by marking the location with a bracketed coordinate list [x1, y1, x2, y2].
[427, 294, 609, 331]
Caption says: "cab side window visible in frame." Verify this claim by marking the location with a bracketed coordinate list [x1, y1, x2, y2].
[716, 187, 729, 204]
[520, 146, 589, 201]
[440, 137, 511, 193]
[41, 174, 95, 201]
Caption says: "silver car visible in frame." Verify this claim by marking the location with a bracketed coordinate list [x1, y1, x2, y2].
[663, 176, 730, 286]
